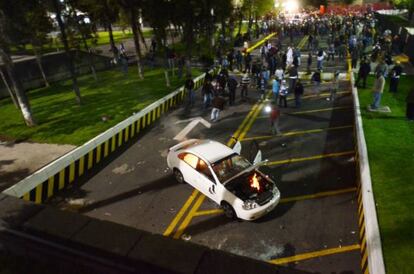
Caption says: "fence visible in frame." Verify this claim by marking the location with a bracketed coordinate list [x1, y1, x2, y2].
[2, 66, 220, 203]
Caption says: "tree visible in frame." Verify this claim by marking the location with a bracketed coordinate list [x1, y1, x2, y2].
[0, 4, 36, 126]
[75, 0, 120, 60]
[118, 0, 144, 79]
[52, 0, 82, 104]
[393, 0, 414, 21]
[26, 2, 54, 87]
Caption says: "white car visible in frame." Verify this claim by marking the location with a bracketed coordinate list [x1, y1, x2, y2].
[167, 139, 280, 220]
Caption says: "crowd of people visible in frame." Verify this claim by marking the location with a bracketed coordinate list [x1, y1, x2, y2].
[183, 6, 412, 128]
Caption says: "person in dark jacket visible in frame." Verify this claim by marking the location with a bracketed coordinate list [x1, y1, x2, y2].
[227, 76, 238, 105]
[355, 58, 371, 88]
[406, 88, 414, 121]
[294, 80, 304, 108]
[211, 94, 226, 122]
[185, 75, 195, 106]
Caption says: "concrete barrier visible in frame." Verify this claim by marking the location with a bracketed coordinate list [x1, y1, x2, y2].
[0, 194, 306, 274]
[2, 66, 221, 204]
[350, 73, 386, 274]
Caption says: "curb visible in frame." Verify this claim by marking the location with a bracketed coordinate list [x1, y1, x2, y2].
[350, 72, 386, 274]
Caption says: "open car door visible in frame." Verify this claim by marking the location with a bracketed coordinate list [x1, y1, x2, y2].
[232, 141, 242, 155]
[253, 150, 262, 165]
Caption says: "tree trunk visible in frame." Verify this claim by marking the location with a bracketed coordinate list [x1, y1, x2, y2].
[107, 23, 118, 60]
[53, 0, 81, 104]
[0, 50, 36, 126]
[0, 67, 19, 109]
[130, 9, 143, 79]
[32, 45, 49, 87]
[237, 11, 243, 35]
[80, 33, 98, 81]
[164, 70, 170, 87]
[137, 25, 148, 52]
[183, 23, 193, 76]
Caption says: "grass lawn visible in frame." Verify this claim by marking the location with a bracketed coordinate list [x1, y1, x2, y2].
[357, 75, 414, 274]
[0, 67, 201, 146]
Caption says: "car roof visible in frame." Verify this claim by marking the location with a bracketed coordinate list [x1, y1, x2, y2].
[186, 140, 235, 164]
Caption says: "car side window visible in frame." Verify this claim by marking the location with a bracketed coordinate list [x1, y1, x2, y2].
[196, 159, 214, 182]
[178, 153, 198, 169]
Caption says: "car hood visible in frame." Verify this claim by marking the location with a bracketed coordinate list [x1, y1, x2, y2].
[222, 160, 267, 186]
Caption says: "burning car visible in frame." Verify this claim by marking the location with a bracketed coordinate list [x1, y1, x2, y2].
[167, 139, 280, 220]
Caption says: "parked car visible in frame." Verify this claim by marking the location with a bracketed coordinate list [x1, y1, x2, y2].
[167, 139, 280, 220]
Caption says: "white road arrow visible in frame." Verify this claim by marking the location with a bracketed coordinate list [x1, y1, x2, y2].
[174, 117, 211, 141]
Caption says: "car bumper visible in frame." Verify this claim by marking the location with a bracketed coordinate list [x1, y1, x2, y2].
[237, 191, 281, 221]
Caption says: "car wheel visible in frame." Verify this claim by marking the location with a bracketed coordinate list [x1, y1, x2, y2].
[221, 202, 236, 219]
[173, 169, 185, 184]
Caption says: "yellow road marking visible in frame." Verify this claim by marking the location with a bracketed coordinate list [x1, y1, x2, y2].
[290, 106, 352, 115]
[288, 91, 350, 101]
[241, 125, 354, 142]
[246, 33, 277, 53]
[173, 194, 206, 239]
[257, 106, 352, 119]
[280, 187, 356, 203]
[193, 187, 357, 217]
[163, 189, 199, 237]
[194, 209, 224, 217]
[163, 83, 264, 237]
[269, 244, 360, 265]
[266, 151, 355, 166]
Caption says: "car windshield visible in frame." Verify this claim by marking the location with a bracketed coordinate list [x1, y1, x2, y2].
[211, 154, 251, 183]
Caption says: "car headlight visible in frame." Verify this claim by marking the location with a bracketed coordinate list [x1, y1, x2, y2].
[242, 200, 258, 210]
[272, 186, 280, 198]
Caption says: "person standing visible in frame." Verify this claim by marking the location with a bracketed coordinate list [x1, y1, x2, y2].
[211, 94, 226, 122]
[406, 88, 414, 121]
[355, 58, 371, 88]
[201, 80, 213, 109]
[311, 69, 322, 92]
[294, 79, 304, 108]
[327, 71, 340, 101]
[228, 76, 238, 106]
[307, 52, 312, 74]
[241, 73, 250, 99]
[258, 74, 266, 101]
[272, 77, 280, 102]
[317, 49, 326, 71]
[244, 52, 252, 73]
[279, 80, 288, 108]
[389, 61, 403, 93]
[270, 102, 281, 135]
[371, 72, 385, 109]
[185, 75, 195, 107]
[287, 65, 298, 94]
[275, 67, 284, 81]
[236, 50, 243, 71]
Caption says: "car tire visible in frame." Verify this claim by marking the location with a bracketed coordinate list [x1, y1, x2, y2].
[173, 169, 185, 184]
[221, 202, 236, 219]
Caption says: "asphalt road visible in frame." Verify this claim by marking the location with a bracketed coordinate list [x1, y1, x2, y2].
[50, 34, 362, 273]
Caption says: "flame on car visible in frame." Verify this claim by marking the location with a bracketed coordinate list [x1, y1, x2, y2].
[250, 173, 261, 191]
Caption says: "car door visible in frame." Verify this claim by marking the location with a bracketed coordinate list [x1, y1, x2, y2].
[178, 153, 217, 202]
[195, 158, 219, 203]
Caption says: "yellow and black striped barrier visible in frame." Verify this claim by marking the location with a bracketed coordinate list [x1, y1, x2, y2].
[4, 66, 221, 204]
